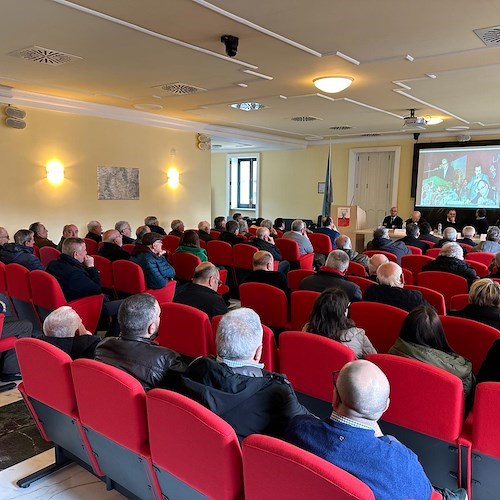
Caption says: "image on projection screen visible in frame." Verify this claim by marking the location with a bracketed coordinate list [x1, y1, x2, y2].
[415, 146, 500, 208]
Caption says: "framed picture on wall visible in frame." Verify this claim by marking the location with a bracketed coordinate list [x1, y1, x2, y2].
[318, 182, 326, 194]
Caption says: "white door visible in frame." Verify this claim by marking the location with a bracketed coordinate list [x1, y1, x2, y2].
[353, 151, 395, 228]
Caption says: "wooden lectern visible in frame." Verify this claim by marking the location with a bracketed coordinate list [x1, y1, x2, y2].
[331, 204, 367, 251]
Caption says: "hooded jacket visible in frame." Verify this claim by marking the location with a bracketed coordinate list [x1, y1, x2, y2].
[0, 243, 44, 271]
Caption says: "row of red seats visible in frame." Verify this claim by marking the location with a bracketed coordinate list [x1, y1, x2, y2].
[15, 337, 377, 499]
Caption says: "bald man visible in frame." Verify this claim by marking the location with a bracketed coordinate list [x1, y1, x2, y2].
[286, 360, 465, 499]
[242, 250, 290, 297]
[364, 262, 427, 312]
[98, 229, 130, 262]
[367, 253, 389, 281]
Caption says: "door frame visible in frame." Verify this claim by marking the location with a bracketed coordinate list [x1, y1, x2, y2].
[347, 146, 401, 209]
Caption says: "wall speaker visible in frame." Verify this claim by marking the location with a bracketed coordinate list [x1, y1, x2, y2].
[5, 117, 26, 129]
[197, 133, 211, 150]
[5, 106, 26, 119]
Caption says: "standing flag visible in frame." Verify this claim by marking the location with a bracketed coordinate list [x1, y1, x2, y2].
[322, 143, 333, 216]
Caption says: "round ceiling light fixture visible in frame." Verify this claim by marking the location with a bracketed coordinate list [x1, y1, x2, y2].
[313, 76, 353, 93]
[425, 117, 443, 125]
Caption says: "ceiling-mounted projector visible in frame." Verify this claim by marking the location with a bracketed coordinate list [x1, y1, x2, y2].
[402, 109, 427, 130]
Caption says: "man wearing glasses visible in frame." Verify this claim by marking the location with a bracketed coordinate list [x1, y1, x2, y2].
[286, 361, 466, 500]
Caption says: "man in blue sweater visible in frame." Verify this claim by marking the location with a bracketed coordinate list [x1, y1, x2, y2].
[285, 360, 467, 500]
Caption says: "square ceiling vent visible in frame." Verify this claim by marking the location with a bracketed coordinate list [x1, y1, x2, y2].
[153, 82, 207, 95]
[8, 46, 82, 65]
[474, 26, 500, 46]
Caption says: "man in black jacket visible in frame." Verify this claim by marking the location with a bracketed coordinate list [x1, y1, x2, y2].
[98, 229, 130, 261]
[0, 229, 44, 271]
[95, 293, 185, 390]
[366, 227, 410, 264]
[242, 251, 290, 298]
[218, 220, 241, 246]
[396, 223, 430, 253]
[171, 308, 309, 441]
[250, 227, 289, 274]
[382, 207, 403, 229]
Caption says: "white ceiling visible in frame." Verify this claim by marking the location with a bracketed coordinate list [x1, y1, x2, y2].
[1, 0, 500, 150]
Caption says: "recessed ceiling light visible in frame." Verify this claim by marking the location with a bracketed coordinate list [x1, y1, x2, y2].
[229, 102, 266, 111]
[425, 117, 443, 125]
[313, 76, 353, 93]
[133, 104, 163, 111]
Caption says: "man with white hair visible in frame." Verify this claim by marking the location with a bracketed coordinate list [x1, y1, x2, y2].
[57, 224, 79, 251]
[366, 226, 410, 264]
[283, 219, 314, 256]
[42, 306, 101, 359]
[471, 226, 500, 253]
[85, 220, 103, 243]
[169, 219, 185, 238]
[435, 226, 458, 248]
[422, 242, 478, 287]
[197, 220, 214, 243]
[299, 250, 362, 301]
[364, 262, 427, 312]
[173, 308, 309, 440]
[367, 253, 389, 281]
[335, 234, 369, 271]
[457, 226, 477, 248]
[251, 227, 289, 274]
[144, 216, 166, 236]
[115, 221, 135, 244]
[286, 360, 466, 500]
[98, 229, 130, 261]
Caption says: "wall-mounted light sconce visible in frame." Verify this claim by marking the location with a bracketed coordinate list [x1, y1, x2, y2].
[167, 167, 179, 188]
[46, 159, 64, 185]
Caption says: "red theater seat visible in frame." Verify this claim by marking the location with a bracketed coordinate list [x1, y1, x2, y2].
[276, 238, 314, 270]
[162, 235, 180, 253]
[407, 245, 423, 255]
[92, 255, 114, 291]
[347, 276, 375, 298]
[346, 261, 366, 277]
[83, 238, 99, 255]
[171, 252, 201, 282]
[39, 246, 61, 267]
[465, 251, 495, 267]
[449, 294, 469, 311]
[418, 271, 468, 309]
[401, 255, 434, 284]
[287, 269, 314, 292]
[362, 250, 397, 262]
[309, 233, 332, 255]
[404, 284, 446, 315]
[290, 290, 320, 331]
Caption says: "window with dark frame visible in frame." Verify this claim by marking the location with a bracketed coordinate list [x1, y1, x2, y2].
[236, 157, 257, 209]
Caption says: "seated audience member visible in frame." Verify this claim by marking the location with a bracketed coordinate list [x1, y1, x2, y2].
[457, 225, 477, 247]
[389, 306, 474, 400]
[173, 262, 228, 319]
[435, 227, 458, 248]
[314, 216, 340, 248]
[273, 217, 285, 233]
[251, 227, 290, 274]
[418, 221, 440, 244]
[442, 208, 462, 232]
[0, 227, 9, 246]
[135, 225, 151, 244]
[213, 216, 226, 231]
[488, 252, 500, 278]
[471, 225, 500, 253]
[218, 220, 241, 246]
[404, 210, 426, 226]
[42, 306, 101, 359]
[0, 300, 32, 382]
[0, 229, 44, 271]
[250, 217, 265, 229]
[422, 242, 478, 288]
[477, 338, 500, 383]
[366, 226, 410, 264]
[172, 308, 309, 440]
[382, 206, 403, 229]
[396, 222, 429, 253]
[473, 208, 489, 235]
[242, 251, 290, 297]
[299, 250, 362, 302]
[364, 262, 428, 312]
[367, 253, 389, 281]
[335, 235, 369, 271]
[29, 222, 57, 248]
[95, 294, 185, 391]
[238, 219, 253, 239]
[284, 219, 314, 256]
[260, 219, 279, 239]
[85, 220, 103, 242]
[197, 220, 214, 243]
[115, 220, 135, 244]
[304, 288, 375, 358]
[232, 213, 242, 222]
[449, 278, 500, 329]
[285, 360, 466, 500]
[57, 224, 79, 251]
[169, 219, 185, 238]
[144, 215, 166, 236]
[131, 232, 175, 289]
[98, 229, 130, 261]
[175, 230, 207, 262]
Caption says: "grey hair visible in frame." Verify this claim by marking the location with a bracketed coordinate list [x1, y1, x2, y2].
[239, 220, 249, 232]
[171, 219, 184, 231]
[256, 226, 269, 239]
[260, 219, 273, 230]
[43, 306, 80, 338]
[373, 226, 388, 239]
[28, 222, 42, 235]
[193, 262, 218, 282]
[62, 237, 85, 256]
[487, 226, 500, 242]
[376, 262, 402, 287]
[325, 250, 350, 272]
[406, 223, 419, 238]
[440, 242, 463, 259]
[462, 226, 475, 238]
[144, 216, 158, 226]
[291, 219, 305, 232]
[87, 220, 101, 232]
[118, 293, 158, 338]
[115, 220, 130, 233]
[442, 227, 457, 241]
[14, 229, 34, 245]
[216, 308, 263, 360]
[198, 220, 210, 232]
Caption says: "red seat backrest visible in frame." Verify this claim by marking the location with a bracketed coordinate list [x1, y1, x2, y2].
[290, 290, 320, 331]
[309, 233, 332, 255]
[425, 247, 441, 259]
[404, 284, 446, 315]
[407, 245, 423, 255]
[122, 244, 135, 254]
[39, 246, 61, 267]
[147, 389, 243, 500]
[349, 302, 407, 353]
[287, 269, 315, 292]
[402, 268, 414, 285]
[471, 382, 500, 457]
[418, 271, 468, 308]
[92, 255, 114, 289]
[465, 252, 495, 267]
[5, 263, 32, 301]
[233, 243, 257, 270]
[465, 260, 489, 277]
[346, 261, 366, 277]
[279, 331, 355, 402]
[239, 282, 289, 330]
[346, 276, 376, 298]
[206, 240, 233, 267]
[401, 255, 434, 283]
[84, 238, 99, 255]
[367, 353, 464, 441]
[159, 302, 214, 357]
[276, 238, 301, 261]
[72, 359, 148, 454]
[449, 294, 469, 311]
[362, 250, 397, 262]
[112, 260, 146, 294]
[171, 252, 201, 282]
[242, 434, 374, 500]
[16, 338, 77, 417]
[0, 261, 7, 294]
[209, 230, 221, 239]
[162, 235, 180, 253]
[440, 315, 500, 374]
[29, 270, 67, 309]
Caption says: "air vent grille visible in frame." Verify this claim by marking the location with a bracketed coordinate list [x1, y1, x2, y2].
[155, 82, 207, 95]
[474, 26, 500, 46]
[329, 125, 352, 130]
[8, 46, 81, 65]
[291, 116, 321, 122]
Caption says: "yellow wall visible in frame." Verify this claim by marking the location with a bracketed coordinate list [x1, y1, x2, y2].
[1, 107, 212, 240]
